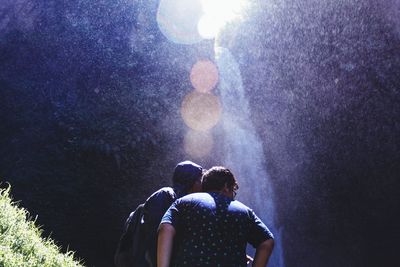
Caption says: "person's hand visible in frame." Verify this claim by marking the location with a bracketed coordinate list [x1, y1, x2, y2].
[246, 254, 253, 265]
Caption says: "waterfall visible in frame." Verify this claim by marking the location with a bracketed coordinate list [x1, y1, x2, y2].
[215, 46, 285, 267]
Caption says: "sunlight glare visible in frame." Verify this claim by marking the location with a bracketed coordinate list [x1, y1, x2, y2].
[157, 0, 203, 44]
[198, 0, 247, 39]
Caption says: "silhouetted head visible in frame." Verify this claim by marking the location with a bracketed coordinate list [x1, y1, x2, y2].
[202, 166, 239, 198]
[172, 160, 204, 197]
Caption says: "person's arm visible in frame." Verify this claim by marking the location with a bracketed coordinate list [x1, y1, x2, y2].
[252, 238, 274, 267]
[157, 223, 176, 267]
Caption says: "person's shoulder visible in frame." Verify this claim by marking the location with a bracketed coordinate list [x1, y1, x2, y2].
[179, 192, 209, 202]
[158, 187, 175, 195]
[147, 187, 176, 201]
[230, 199, 252, 211]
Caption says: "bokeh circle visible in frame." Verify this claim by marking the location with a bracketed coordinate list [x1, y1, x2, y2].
[180, 91, 222, 131]
[190, 60, 219, 93]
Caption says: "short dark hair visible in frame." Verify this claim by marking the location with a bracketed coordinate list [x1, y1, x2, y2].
[201, 166, 239, 192]
[172, 160, 203, 196]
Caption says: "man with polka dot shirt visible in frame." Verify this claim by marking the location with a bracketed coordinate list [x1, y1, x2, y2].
[158, 166, 274, 267]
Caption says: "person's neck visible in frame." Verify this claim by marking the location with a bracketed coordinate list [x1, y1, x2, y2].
[207, 190, 231, 198]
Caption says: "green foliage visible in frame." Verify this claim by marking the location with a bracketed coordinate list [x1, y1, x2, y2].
[0, 186, 84, 267]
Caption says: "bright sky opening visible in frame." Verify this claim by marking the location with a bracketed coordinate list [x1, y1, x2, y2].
[157, 0, 247, 44]
[198, 0, 247, 39]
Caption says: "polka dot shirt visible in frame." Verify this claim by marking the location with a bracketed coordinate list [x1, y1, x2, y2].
[161, 192, 273, 267]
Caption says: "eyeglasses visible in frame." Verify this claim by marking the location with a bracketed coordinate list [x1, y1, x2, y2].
[233, 190, 237, 199]
[232, 184, 239, 199]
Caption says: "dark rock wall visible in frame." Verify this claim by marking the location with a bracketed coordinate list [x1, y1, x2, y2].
[221, 0, 399, 266]
[0, 1, 197, 265]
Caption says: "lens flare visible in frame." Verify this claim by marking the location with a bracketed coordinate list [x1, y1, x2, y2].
[184, 129, 214, 158]
[190, 60, 219, 93]
[180, 91, 222, 131]
[157, 0, 204, 44]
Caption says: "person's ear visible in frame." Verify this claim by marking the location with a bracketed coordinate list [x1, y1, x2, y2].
[222, 183, 230, 193]
[189, 179, 202, 193]
[221, 183, 234, 198]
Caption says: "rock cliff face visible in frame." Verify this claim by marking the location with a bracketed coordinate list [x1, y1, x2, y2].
[217, 1, 399, 266]
[0, 1, 193, 265]
[1, 0, 399, 266]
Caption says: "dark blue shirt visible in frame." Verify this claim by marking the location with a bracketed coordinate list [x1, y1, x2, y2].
[161, 192, 273, 267]
[143, 187, 176, 266]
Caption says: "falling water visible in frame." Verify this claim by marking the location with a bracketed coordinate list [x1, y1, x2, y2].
[215, 46, 285, 267]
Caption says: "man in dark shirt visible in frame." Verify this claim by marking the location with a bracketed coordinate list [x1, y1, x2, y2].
[142, 160, 204, 266]
[158, 166, 274, 267]
[115, 160, 204, 267]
